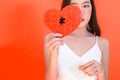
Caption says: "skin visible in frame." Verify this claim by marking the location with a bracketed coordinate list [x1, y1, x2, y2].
[44, 0, 109, 80]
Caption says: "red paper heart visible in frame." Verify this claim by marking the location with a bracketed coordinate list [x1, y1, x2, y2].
[44, 5, 82, 37]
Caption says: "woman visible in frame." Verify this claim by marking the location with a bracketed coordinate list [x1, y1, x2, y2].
[44, 0, 109, 80]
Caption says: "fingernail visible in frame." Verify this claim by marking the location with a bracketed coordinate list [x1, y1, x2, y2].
[81, 65, 84, 70]
[78, 65, 83, 70]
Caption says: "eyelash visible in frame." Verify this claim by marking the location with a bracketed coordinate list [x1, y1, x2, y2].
[83, 5, 90, 8]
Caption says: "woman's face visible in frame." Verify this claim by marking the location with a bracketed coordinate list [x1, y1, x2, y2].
[70, 0, 92, 28]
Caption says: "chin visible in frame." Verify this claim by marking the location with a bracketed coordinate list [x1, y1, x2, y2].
[78, 22, 88, 28]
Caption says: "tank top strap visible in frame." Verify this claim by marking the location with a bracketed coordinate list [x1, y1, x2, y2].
[95, 36, 99, 44]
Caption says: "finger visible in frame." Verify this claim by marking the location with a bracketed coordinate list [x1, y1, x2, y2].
[51, 41, 63, 49]
[78, 65, 84, 70]
[83, 63, 96, 73]
[83, 62, 100, 76]
[52, 33, 63, 38]
[84, 61, 94, 68]
[85, 67, 98, 76]
[45, 33, 54, 41]
[48, 41, 63, 50]
[49, 33, 63, 39]
[45, 33, 63, 42]
[54, 42, 63, 50]
[82, 60, 96, 69]
[46, 38, 63, 48]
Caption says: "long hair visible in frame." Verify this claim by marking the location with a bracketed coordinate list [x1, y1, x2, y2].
[61, 0, 101, 36]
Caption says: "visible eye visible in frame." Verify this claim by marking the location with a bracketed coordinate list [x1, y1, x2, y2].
[83, 4, 90, 8]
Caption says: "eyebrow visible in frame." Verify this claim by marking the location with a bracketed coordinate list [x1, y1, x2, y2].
[83, 1, 90, 4]
[70, 1, 90, 5]
[70, 3, 77, 5]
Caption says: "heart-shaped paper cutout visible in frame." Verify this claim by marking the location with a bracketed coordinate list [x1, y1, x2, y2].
[44, 5, 82, 37]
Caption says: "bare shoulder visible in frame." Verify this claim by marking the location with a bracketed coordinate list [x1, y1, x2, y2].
[98, 37, 109, 47]
[97, 36, 110, 55]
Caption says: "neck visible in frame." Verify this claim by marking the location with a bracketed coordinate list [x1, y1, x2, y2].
[69, 26, 93, 37]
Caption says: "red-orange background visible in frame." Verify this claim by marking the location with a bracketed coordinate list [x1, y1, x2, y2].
[0, 0, 120, 80]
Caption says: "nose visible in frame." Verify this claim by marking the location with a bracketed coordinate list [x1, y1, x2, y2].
[80, 8, 85, 17]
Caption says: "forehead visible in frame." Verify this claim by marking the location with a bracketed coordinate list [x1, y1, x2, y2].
[71, 0, 91, 3]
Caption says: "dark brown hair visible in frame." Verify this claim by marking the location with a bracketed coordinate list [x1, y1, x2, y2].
[61, 0, 101, 36]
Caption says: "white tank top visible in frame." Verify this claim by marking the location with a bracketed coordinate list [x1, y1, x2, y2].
[58, 37, 102, 80]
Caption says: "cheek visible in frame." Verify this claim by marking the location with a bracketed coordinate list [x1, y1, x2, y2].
[87, 8, 92, 17]
[85, 9, 92, 20]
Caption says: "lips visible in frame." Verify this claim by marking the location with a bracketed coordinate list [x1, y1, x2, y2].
[82, 18, 84, 22]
